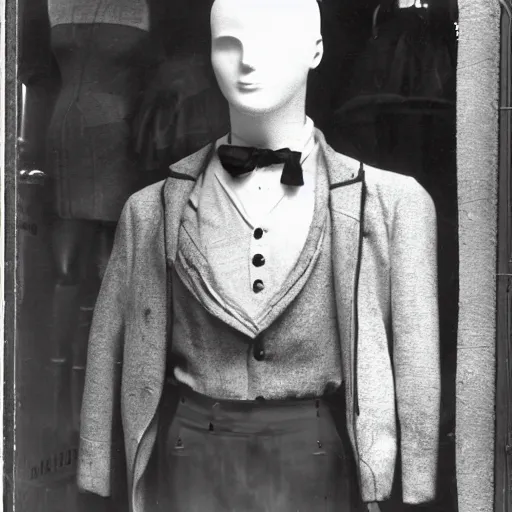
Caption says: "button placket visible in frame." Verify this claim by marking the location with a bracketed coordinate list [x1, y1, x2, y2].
[250, 227, 268, 294]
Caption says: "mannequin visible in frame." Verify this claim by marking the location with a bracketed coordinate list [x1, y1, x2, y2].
[45, 0, 155, 435]
[208, 0, 323, 224]
[78, 0, 440, 510]
[212, 0, 321, 142]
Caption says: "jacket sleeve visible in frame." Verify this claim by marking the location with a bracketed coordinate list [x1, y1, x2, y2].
[390, 177, 441, 504]
[77, 198, 134, 498]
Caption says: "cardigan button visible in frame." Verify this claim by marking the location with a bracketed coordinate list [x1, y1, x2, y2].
[254, 347, 266, 361]
[253, 279, 265, 293]
[252, 254, 265, 267]
[254, 228, 264, 239]
[253, 339, 266, 361]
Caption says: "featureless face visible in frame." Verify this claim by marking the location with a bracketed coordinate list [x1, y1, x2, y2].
[210, 0, 323, 116]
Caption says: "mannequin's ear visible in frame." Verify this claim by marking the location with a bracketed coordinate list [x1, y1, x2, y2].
[310, 37, 324, 69]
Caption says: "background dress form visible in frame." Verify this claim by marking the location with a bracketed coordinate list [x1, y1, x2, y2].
[45, 0, 153, 457]
[47, 0, 153, 221]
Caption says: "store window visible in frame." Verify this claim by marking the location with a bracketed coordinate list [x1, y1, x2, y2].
[14, 0, 461, 511]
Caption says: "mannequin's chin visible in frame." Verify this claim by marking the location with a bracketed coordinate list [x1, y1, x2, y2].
[230, 99, 289, 117]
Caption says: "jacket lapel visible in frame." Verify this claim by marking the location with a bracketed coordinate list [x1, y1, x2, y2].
[319, 132, 366, 422]
[130, 144, 216, 512]
[163, 144, 215, 265]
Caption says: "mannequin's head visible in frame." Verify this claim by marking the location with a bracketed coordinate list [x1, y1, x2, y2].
[210, 0, 323, 117]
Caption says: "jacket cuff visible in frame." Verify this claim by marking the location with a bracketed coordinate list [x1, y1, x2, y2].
[77, 437, 112, 497]
[359, 457, 394, 502]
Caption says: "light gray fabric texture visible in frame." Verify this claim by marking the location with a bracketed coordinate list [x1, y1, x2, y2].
[77, 130, 440, 510]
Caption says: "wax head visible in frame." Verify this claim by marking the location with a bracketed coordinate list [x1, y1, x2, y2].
[210, 0, 323, 116]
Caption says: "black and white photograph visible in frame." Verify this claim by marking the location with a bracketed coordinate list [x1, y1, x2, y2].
[1, 0, 510, 511]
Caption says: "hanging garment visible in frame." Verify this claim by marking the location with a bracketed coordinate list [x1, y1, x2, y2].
[19, 0, 61, 176]
[132, 55, 230, 174]
[328, 6, 457, 175]
[19, 0, 59, 86]
[45, 22, 160, 221]
[341, 6, 456, 106]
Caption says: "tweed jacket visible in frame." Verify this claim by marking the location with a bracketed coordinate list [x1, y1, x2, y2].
[77, 130, 440, 511]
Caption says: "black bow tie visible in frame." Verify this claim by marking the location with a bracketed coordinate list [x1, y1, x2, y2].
[217, 144, 304, 186]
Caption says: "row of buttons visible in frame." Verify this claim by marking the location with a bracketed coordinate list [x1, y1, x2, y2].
[253, 227, 265, 293]
[251, 229, 266, 355]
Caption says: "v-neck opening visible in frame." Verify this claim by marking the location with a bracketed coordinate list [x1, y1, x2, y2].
[215, 169, 289, 229]
[173, 141, 329, 338]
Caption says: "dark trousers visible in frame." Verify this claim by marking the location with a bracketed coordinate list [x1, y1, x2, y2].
[143, 381, 366, 512]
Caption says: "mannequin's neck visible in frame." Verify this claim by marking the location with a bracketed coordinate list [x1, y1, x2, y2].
[229, 95, 308, 150]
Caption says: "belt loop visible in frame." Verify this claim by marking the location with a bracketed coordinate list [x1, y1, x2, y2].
[211, 401, 221, 426]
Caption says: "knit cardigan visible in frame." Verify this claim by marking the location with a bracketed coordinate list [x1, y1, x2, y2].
[77, 129, 440, 511]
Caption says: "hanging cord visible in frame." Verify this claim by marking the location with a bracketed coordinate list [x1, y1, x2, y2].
[372, 5, 382, 39]
[372, 0, 395, 39]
